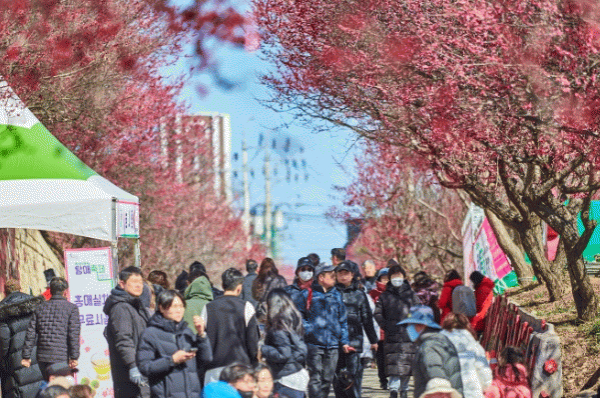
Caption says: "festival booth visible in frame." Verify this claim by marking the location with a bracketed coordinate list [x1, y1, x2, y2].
[0, 81, 139, 397]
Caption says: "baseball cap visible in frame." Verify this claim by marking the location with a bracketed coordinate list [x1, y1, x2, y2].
[335, 261, 355, 273]
[296, 257, 314, 270]
[314, 263, 335, 278]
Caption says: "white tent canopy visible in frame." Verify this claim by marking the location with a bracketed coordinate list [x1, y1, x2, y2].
[0, 81, 139, 241]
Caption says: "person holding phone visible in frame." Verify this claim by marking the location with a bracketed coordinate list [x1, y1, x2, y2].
[137, 290, 212, 398]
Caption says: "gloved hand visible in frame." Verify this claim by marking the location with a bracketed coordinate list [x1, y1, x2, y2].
[129, 367, 148, 386]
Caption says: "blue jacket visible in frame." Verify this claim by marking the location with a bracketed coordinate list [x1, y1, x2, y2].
[300, 282, 349, 349]
[284, 278, 309, 312]
[137, 312, 212, 398]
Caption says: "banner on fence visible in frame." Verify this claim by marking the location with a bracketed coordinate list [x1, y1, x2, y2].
[463, 204, 518, 293]
[65, 247, 115, 397]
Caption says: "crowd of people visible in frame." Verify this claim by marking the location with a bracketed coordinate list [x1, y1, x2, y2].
[0, 249, 533, 398]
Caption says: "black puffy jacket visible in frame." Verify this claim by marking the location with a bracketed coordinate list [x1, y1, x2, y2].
[137, 312, 212, 398]
[335, 282, 378, 352]
[0, 293, 45, 398]
[103, 287, 150, 398]
[374, 281, 420, 377]
[261, 329, 307, 379]
[22, 295, 80, 363]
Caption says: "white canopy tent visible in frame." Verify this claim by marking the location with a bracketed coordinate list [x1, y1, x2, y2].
[0, 81, 140, 277]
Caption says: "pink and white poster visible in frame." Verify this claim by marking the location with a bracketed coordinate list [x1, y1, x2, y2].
[65, 247, 115, 398]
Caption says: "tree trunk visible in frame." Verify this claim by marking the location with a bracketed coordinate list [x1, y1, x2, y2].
[564, 252, 598, 320]
[485, 209, 535, 284]
[519, 218, 568, 302]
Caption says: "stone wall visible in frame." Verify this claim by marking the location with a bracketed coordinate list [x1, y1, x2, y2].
[0, 228, 64, 299]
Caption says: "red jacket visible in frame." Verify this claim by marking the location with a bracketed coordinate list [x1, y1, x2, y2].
[438, 278, 463, 322]
[475, 277, 495, 312]
[472, 277, 495, 332]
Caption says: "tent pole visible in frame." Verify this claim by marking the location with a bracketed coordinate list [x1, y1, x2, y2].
[111, 199, 119, 285]
[134, 239, 141, 268]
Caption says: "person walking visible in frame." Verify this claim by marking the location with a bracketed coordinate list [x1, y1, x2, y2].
[440, 313, 492, 398]
[373, 264, 420, 398]
[330, 249, 345, 267]
[469, 271, 495, 334]
[21, 277, 80, 381]
[137, 290, 212, 398]
[0, 279, 45, 398]
[368, 268, 389, 390]
[183, 265, 214, 333]
[103, 266, 150, 398]
[241, 259, 259, 308]
[412, 271, 441, 324]
[252, 258, 288, 322]
[333, 261, 378, 398]
[300, 264, 351, 398]
[397, 305, 463, 398]
[202, 268, 260, 385]
[285, 257, 315, 311]
[360, 260, 378, 293]
[438, 270, 464, 323]
[260, 288, 308, 398]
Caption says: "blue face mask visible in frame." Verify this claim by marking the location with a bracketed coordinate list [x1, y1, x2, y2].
[406, 324, 421, 342]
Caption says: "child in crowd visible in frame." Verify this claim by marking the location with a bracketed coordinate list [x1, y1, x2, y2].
[485, 346, 531, 398]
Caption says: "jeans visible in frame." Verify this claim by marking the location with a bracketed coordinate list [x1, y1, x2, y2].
[307, 345, 339, 398]
[333, 351, 363, 398]
[388, 375, 410, 392]
[275, 383, 305, 398]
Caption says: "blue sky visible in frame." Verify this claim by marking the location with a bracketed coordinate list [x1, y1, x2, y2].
[161, 17, 360, 267]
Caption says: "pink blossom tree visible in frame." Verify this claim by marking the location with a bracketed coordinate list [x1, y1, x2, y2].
[255, 0, 600, 318]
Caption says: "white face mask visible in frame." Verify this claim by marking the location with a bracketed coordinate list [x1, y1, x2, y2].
[391, 277, 404, 287]
[299, 271, 314, 282]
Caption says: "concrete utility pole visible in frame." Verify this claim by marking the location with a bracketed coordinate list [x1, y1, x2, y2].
[264, 148, 272, 257]
[242, 137, 251, 250]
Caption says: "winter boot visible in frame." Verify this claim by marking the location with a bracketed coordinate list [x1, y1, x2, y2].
[390, 391, 398, 398]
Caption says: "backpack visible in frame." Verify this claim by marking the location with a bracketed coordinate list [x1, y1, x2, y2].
[451, 285, 477, 317]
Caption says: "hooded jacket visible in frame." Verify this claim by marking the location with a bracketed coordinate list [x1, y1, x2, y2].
[300, 282, 349, 349]
[137, 312, 212, 398]
[103, 286, 150, 398]
[22, 295, 80, 364]
[438, 279, 463, 322]
[335, 281, 378, 352]
[0, 292, 45, 398]
[374, 281, 420, 377]
[183, 276, 213, 333]
[413, 329, 464, 398]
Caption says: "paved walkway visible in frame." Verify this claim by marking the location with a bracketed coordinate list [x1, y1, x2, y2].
[327, 367, 414, 398]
